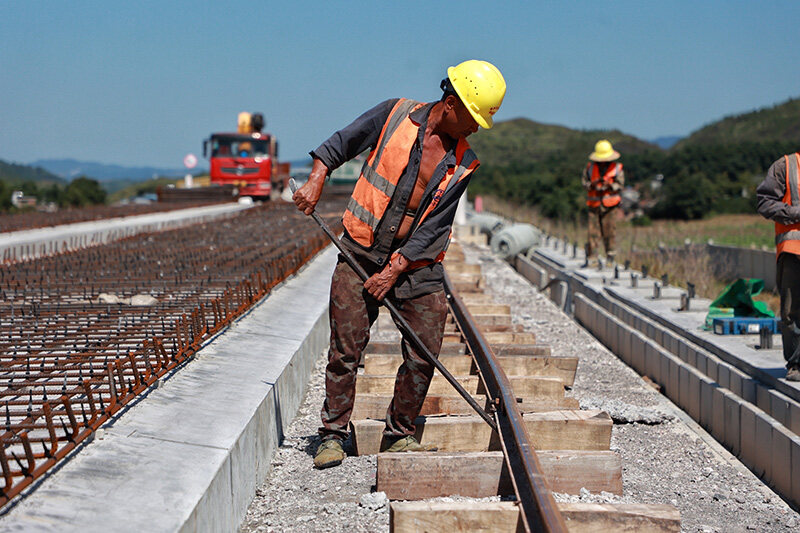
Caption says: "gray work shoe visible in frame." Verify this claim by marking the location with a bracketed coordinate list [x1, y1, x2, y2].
[314, 439, 345, 469]
[786, 366, 800, 382]
[381, 435, 438, 453]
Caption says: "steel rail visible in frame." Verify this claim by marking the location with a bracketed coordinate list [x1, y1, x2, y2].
[289, 180, 497, 432]
[444, 271, 568, 533]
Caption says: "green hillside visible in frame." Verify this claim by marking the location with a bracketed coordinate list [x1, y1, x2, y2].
[468, 99, 800, 221]
[469, 118, 659, 167]
[467, 118, 660, 219]
[0, 159, 64, 185]
[674, 97, 800, 150]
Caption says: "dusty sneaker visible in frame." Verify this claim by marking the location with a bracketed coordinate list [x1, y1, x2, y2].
[786, 366, 800, 382]
[381, 435, 438, 453]
[314, 439, 345, 469]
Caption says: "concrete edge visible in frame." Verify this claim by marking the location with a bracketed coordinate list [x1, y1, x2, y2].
[0, 203, 251, 262]
[571, 290, 798, 509]
[180, 307, 330, 532]
[0, 246, 336, 532]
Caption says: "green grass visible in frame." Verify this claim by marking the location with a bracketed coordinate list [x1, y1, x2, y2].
[481, 196, 779, 311]
[108, 176, 182, 203]
[482, 197, 774, 250]
[617, 214, 774, 251]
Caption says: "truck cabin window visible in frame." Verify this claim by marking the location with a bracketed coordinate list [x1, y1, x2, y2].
[211, 137, 270, 158]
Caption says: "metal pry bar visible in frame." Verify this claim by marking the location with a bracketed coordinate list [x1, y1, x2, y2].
[289, 178, 497, 431]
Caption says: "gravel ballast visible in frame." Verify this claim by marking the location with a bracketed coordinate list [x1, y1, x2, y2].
[241, 242, 799, 533]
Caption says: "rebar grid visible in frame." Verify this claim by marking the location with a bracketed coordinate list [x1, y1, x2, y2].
[0, 201, 231, 234]
[0, 201, 343, 505]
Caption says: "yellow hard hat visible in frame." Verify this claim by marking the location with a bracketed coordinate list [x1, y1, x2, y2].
[589, 139, 620, 162]
[447, 60, 506, 129]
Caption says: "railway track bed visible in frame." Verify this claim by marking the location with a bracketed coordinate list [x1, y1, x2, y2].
[243, 239, 797, 532]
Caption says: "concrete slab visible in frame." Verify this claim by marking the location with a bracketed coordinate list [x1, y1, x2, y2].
[792, 434, 800, 505]
[722, 390, 742, 456]
[686, 366, 702, 422]
[711, 386, 726, 443]
[659, 351, 671, 392]
[740, 403, 758, 472]
[769, 389, 792, 429]
[0, 245, 338, 532]
[644, 341, 660, 381]
[679, 364, 691, 411]
[791, 401, 800, 435]
[603, 284, 800, 406]
[0, 203, 251, 262]
[693, 347, 707, 376]
[741, 377, 757, 405]
[630, 333, 646, 375]
[772, 423, 794, 499]
[755, 413, 774, 480]
[757, 384, 773, 414]
[728, 368, 744, 398]
[668, 357, 680, 405]
[699, 378, 716, 432]
[717, 364, 731, 390]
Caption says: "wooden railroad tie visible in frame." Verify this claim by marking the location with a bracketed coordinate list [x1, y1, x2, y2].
[350, 410, 613, 455]
[355, 243, 681, 532]
[390, 501, 681, 533]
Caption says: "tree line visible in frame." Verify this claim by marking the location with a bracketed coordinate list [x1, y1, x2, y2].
[0, 177, 107, 212]
[470, 140, 797, 221]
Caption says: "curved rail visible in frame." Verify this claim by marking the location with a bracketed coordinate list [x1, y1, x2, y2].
[445, 271, 568, 533]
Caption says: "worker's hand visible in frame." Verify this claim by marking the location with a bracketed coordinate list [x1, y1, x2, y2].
[364, 253, 409, 301]
[293, 159, 328, 215]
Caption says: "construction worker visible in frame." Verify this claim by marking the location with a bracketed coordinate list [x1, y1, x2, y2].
[756, 152, 800, 381]
[293, 60, 506, 468]
[582, 139, 624, 267]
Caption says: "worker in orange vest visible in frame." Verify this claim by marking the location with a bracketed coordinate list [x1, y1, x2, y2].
[582, 139, 624, 267]
[757, 152, 800, 381]
[294, 60, 506, 468]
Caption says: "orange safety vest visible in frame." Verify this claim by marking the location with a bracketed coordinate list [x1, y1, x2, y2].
[775, 153, 800, 257]
[586, 162, 622, 208]
[343, 99, 480, 260]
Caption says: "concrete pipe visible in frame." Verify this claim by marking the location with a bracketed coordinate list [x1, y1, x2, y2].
[467, 213, 505, 237]
[490, 223, 541, 259]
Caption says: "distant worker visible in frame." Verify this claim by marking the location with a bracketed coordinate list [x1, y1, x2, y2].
[756, 152, 800, 381]
[582, 139, 624, 267]
[293, 60, 506, 468]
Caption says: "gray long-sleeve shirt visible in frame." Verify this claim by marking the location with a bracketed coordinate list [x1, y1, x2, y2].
[311, 98, 477, 298]
[756, 155, 800, 226]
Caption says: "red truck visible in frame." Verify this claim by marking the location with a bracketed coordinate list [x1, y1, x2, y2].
[202, 113, 290, 200]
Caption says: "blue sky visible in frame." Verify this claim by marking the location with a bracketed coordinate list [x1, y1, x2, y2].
[1, 1, 799, 168]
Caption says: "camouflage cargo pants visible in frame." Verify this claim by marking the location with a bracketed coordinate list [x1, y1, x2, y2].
[319, 255, 448, 441]
[586, 205, 618, 259]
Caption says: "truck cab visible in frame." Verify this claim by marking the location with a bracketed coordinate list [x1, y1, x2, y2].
[204, 132, 276, 200]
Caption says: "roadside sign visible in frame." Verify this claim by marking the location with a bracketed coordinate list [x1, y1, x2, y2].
[184, 153, 198, 169]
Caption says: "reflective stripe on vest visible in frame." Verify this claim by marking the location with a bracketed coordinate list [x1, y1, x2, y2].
[586, 162, 622, 208]
[343, 99, 479, 250]
[343, 99, 423, 246]
[775, 153, 800, 257]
